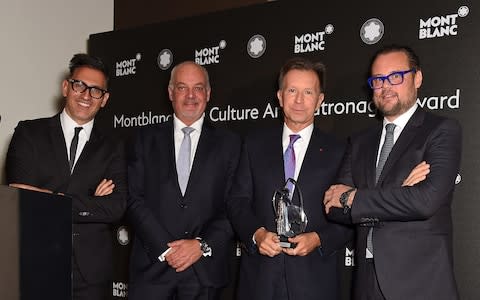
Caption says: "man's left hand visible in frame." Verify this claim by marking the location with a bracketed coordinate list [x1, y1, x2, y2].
[282, 232, 321, 256]
[165, 239, 203, 272]
[94, 179, 115, 196]
[323, 184, 355, 214]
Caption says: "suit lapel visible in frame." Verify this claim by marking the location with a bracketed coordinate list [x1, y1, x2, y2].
[186, 122, 212, 193]
[270, 127, 286, 186]
[72, 124, 102, 176]
[367, 125, 383, 188]
[297, 128, 323, 184]
[49, 115, 71, 178]
[377, 108, 425, 184]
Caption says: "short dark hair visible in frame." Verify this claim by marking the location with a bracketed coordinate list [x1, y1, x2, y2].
[68, 53, 109, 81]
[278, 57, 326, 92]
[370, 44, 421, 72]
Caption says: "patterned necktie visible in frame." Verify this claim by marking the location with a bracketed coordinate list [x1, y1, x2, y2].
[375, 123, 396, 184]
[69, 127, 83, 172]
[284, 134, 301, 194]
[367, 123, 396, 258]
[177, 127, 194, 195]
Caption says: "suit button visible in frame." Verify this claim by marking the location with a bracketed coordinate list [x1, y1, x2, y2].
[72, 233, 80, 237]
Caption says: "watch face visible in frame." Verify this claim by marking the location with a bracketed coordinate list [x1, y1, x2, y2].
[340, 193, 348, 207]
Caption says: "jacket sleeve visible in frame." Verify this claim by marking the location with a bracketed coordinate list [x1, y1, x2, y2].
[351, 118, 462, 223]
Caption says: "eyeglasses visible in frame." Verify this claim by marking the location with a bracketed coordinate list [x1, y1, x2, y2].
[367, 68, 416, 89]
[68, 79, 108, 99]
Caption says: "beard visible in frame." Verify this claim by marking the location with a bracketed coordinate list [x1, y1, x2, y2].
[374, 89, 416, 118]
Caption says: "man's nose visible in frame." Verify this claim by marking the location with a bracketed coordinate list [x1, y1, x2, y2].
[81, 89, 92, 100]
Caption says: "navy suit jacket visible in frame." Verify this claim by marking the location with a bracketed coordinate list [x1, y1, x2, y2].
[330, 108, 461, 300]
[6, 114, 127, 284]
[228, 125, 352, 300]
[127, 119, 241, 293]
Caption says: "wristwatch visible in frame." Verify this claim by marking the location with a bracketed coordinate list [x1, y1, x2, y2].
[339, 188, 356, 214]
[196, 238, 212, 257]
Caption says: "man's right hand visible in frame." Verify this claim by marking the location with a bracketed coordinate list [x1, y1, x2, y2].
[9, 183, 53, 194]
[94, 179, 115, 196]
[254, 227, 282, 257]
[402, 161, 430, 186]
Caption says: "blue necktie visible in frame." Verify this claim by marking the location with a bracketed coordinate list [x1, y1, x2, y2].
[177, 127, 194, 195]
[284, 134, 300, 194]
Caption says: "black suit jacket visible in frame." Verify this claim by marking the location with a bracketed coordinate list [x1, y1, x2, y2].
[6, 114, 127, 284]
[330, 108, 461, 300]
[126, 119, 241, 293]
[228, 126, 352, 300]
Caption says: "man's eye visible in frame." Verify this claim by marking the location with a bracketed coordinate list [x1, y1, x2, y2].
[390, 73, 401, 80]
[74, 82, 86, 89]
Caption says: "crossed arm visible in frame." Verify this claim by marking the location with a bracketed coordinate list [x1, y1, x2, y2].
[323, 161, 430, 214]
[9, 179, 115, 196]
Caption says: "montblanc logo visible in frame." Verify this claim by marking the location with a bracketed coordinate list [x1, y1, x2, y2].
[115, 53, 141, 77]
[419, 6, 469, 40]
[195, 40, 227, 65]
[345, 247, 355, 267]
[294, 24, 334, 54]
[112, 282, 128, 298]
[157, 49, 173, 70]
[247, 34, 266, 59]
[117, 226, 129, 246]
[360, 18, 384, 45]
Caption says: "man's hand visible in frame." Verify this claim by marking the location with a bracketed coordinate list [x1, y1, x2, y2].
[165, 239, 203, 272]
[254, 227, 282, 257]
[403, 161, 430, 186]
[323, 184, 355, 214]
[94, 179, 115, 196]
[9, 183, 53, 194]
[282, 232, 320, 256]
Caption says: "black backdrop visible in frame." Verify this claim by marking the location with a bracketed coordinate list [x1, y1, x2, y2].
[89, 0, 480, 299]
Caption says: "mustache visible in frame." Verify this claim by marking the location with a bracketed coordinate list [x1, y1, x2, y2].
[380, 89, 397, 98]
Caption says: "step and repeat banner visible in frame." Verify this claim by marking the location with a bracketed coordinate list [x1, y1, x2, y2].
[89, 0, 479, 299]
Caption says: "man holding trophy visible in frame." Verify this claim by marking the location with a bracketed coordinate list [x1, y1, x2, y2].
[227, 57, 352, 300]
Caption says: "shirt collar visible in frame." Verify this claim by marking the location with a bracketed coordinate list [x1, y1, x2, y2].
[60, 109, 94, 139]
[383, 103, 418, 131]
[173, 113, 205, 133]
[282, 123, 314, 143]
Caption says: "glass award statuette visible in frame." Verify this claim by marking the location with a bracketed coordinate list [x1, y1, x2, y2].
[272, 178, 308, 248]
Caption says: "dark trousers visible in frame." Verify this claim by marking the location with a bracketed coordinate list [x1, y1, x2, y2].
[129, 268, 220, 300]
[72, 254, 110, 300]
[357, 259, 386, 300]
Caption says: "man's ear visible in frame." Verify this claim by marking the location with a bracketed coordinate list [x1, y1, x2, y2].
[414, 70, 423, 89]
[277, 90, 284, 107]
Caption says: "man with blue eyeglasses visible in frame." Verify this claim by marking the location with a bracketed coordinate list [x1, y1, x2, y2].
[323, 44, 461, 300]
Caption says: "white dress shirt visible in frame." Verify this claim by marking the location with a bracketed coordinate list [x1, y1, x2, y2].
[376, 104, 418, 166]
[282, 123, 314, 182]
[173, 114, 204, 170]
[60, 109, 93, 171]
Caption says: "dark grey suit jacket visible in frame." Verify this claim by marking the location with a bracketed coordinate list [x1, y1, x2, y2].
[228, 125, 352, 300]
[330, 107, 461, 300]
[6, 114, 127, 284]
[126, 119, 241, 296]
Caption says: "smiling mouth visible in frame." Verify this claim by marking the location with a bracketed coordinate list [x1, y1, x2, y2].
[381, 92, 397, 100]
[78, 101, 91, 108]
